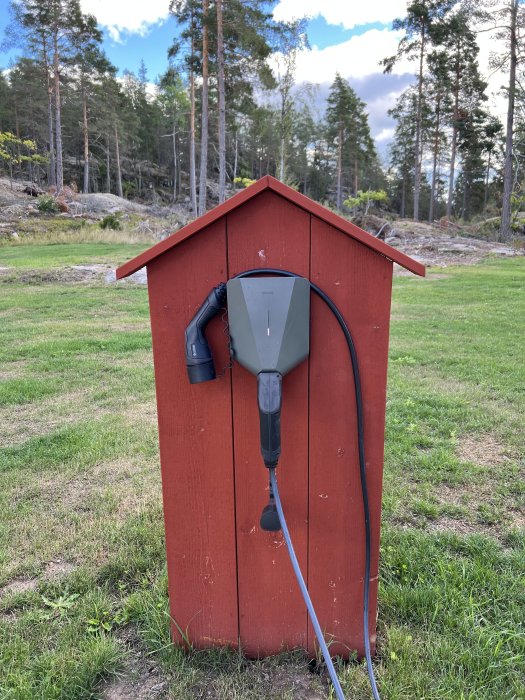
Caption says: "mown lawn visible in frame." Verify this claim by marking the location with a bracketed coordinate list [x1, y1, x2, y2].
[0, 243, 523, 700]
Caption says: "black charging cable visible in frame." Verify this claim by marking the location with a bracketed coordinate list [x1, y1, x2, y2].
[234, 268, 381, 700]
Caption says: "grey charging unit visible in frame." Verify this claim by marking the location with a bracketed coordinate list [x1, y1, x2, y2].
[226, 277, 310, 378]
[227, 277, 310, 532]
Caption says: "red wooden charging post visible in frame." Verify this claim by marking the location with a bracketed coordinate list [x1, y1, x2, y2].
[116, 176, 424, 659]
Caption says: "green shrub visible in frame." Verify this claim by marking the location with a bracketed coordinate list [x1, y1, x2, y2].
[36, 194, 58, 214]
[233, 176, 256, 188]
[99, 213, 122, 231]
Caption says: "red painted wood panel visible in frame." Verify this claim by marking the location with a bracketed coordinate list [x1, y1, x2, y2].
[227, 190, 310, 656]
[308, 216, 392, 658]
[147, 218, 239, 649]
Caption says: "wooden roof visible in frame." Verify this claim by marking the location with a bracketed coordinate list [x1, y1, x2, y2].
[116, 175, 425, 279]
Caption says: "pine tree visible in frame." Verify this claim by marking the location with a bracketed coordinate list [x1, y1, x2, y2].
[216, 0, 226, 202]
[494, 0, 525, 239]
[435, 7, 487, 220]
[326, 74, 380, 210]
[388, 90, 418, 218]
[70, 14, 113, 193]
[159, 68, 188, 203]
[169, 0, 200, 215]
[426, 50, 451, 222]
[382, 0, 455, 220]
[273, 19, 307, 182]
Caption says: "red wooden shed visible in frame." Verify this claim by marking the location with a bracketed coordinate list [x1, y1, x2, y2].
[116, 176, 424, 659]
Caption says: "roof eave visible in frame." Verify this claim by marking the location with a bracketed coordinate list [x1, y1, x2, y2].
[116, 176, 425, 279]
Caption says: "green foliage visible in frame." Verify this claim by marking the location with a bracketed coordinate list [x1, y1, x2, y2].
[36, 194, 59, 214]
[41, 592, 80, 619]
[326, 74, 383, 208]
[233, 176, 256, 188]
[0, 131, 39, 165]
[99, 213, 122, 230]
[344, 189, 388, 214]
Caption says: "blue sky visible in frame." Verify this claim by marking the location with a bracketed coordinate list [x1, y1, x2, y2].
[0, 1, 504, 156]
[0, 3, 399, 82]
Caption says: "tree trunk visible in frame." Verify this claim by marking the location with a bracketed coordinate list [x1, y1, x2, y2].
[106, 136, 111, 193]
[484, 150, 491, 212]
[189, 13, 197, 216]
[178, 149, 182, 198]
[53, 28, 63, 194]
[462, 177, 469, 220]
[279, 128, 286, 181]
[172, 118, 177, 203]
[82, 89, 89, 193]
[336, 125, 343, 209]
[500, 0, 518, 240]
[401, 175, 406, 218]
[233, 133, 238, 181]
[42, 38, 56, 187]
[447, 44, 461, 220]
[413, 22, 425, 221]
[13, 98, 21, 181]
[429, 92, 441, 223]
[279, 85, 288, 181]
[114, 124, 123, 198]
[198, 0, 210, 216]
[217, 0, 226, 203]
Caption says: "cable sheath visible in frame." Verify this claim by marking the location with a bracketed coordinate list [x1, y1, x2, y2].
[270, 468, 345, 700]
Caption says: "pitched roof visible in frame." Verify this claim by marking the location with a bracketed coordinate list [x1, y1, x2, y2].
[116, 175, 425, 279]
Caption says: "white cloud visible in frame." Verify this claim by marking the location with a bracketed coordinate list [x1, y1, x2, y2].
[273, 28, 411, 84]
[273, 0, 408, 30]
[80, 0, 170, 42]
[374, 127, 396, 143]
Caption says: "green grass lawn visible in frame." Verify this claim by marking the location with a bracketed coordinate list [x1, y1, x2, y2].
[0, 243, 523, 700]
[0, 241, 149, 269]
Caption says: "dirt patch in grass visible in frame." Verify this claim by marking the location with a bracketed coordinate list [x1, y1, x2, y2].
[121, 401, 157, 428]
[43, 560, 77, 580]
[428, 516, 493, 537]
[0, 562, 76, 598]
[99, 628, 169, 700]
[456, 433, 508, 466]
[0, 268, 91, 284]
[35, 458, 160, 512]
[0, 389, 100, 447]
[0, 577, 38, 598]
[3, 456, 162, 579]
[507, 510, 525, 530]
[262, 664, 328, 699]
[0, 360, 29, 380]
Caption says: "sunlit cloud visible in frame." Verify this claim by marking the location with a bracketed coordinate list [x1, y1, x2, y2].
[272, 0, 408, 30]
[81, 0, 170, 43]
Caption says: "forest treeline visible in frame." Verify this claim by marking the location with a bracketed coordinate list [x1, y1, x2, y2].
[0, 0, 524, 239]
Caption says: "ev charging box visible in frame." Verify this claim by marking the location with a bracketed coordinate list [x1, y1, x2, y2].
[116, 176, 425, 659]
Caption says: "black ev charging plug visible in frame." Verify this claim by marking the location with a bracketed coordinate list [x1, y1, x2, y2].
[258, 371, 282, 531]
[185, 282, 227, 383]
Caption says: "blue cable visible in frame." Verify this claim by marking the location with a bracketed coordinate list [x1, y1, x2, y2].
[269, 467, 346, 700]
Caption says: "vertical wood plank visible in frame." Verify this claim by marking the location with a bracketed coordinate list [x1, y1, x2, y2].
[147, 218, 238, 649]
[308, 217, 392, 658]
[227, 190, 310, 656]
